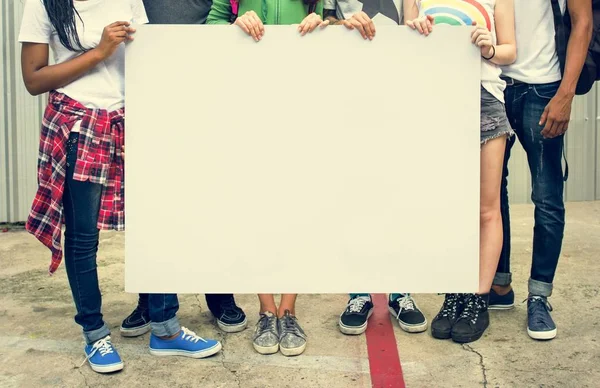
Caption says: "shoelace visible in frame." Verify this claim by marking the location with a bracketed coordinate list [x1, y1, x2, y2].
[257, 313, 278, 335]
[439, 294, 461, 318]
[181, 327, 208, 343]
[395, 296, 416, 319]
[524, 296, 553, 325]
[280, 314, 301, 336]
[78, 336, 115, 368]
[459, 294, 485, 324]
[347, 297, 369, 313]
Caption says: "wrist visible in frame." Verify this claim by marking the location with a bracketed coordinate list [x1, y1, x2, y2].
[556, 85, 576, 99]
[90, 47, 107, 62]
[481, 45, 495, 60]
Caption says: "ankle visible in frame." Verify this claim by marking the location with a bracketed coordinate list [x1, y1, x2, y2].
[278, 308, 295, 318]
[491, 285, 512, 295]
[158, 330, 181, 340]
[260, 308, 277, 316]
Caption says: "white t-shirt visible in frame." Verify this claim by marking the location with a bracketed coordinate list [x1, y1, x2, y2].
[19, 0, 148, 113]
[418, 0, 506, 103]
[502, 0, 567, 84]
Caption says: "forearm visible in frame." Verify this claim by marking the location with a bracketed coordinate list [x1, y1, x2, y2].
[559, 14, 593, 96]
[403, 0, 419, 20]
[488, 44, 516, 66]
[22, 48, 105, 96]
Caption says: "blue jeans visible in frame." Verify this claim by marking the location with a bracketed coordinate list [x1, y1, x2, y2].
[63, 133, 180, 344]
[494, 79, 566, 297]
[137, 293, 233, 318]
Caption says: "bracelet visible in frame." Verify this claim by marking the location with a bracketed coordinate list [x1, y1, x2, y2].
[482, 45, 496, 60]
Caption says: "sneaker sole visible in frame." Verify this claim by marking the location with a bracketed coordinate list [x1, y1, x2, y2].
[527, 328, 557, 340]
[338, 309, 374, 335]
[253, 343, 279, 355]
[217, 317, 248, 333]
[149, 342, 222, 358]
[488, 304, 515, 311]
[280, 342, 306, 357]
[451, 331, 485, 344]
[120, 322, 151, 337]
[89, 361, 124, 374]
[387, 307, 428, 333]
[431, 328, 452, 340]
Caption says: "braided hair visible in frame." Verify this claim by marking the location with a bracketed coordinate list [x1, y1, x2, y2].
[42, 0, 86, 51]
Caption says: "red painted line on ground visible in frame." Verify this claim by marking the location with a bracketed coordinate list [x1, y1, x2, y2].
[365, 294, 406, 388]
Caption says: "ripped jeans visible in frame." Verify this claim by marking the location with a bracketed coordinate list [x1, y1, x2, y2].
[495, 79, 565, 297]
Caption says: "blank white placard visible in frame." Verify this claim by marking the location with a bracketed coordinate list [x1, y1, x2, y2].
[124, 25, 481, 294]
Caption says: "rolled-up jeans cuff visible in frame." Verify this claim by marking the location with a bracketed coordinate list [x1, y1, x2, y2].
[529, 278, 553, 297]
[493, 272, 512, 286]
[151, 316, 181, 337]
[83, 323, 111, 345]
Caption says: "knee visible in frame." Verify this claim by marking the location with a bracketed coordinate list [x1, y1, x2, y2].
[64, 229, 100, 260]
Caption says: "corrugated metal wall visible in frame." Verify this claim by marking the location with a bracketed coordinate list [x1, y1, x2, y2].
[507, 88, 600, 204]
[1, 3, 600, 223]
[1, 0, 46, 223]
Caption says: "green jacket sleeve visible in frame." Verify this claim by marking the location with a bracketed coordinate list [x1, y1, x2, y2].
[206, 0, 233, 24]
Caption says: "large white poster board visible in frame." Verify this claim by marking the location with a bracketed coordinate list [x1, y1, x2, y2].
[125, 25, 480, 294]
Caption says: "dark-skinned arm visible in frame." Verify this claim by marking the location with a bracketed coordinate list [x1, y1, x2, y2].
[21, 21, 134, 96]
[541, 0, 593, 138]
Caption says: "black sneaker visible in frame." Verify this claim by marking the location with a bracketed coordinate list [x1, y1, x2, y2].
[388, 294, 428, 333]
[489, 287, 515, 310]
[212, 295, 248, 333]
[451, 293, 490, 344]
[120, 305, 151, 337]
[431, 293, 465, 340]
[338, 296, 374, 335]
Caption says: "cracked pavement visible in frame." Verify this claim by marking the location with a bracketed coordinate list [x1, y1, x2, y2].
[0, 202, 599, 387]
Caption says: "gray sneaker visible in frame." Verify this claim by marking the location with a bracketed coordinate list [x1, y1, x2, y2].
[253, 312, 280, 355]
[278, 310, 307, 356]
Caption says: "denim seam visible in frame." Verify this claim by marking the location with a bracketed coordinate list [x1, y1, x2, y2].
[530, 84, 556, 101]
[66, 178, 85, 319]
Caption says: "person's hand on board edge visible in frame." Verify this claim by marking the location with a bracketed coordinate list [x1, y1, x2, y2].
[234, 10, 265, 41]
[471, 21, 494, 59]
[298, 13, 329, 36]
[341, 11, 376, 40]
[96, 21, 136, 59]
[406, 15, 434, 36]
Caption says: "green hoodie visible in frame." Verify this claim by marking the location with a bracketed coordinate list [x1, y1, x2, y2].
[206, 0, 323, 25]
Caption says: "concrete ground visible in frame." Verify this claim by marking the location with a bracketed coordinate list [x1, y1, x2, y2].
[0, 202, 599, 388]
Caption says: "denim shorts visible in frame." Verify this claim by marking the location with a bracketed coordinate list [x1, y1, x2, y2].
[480, 86, 514, 145]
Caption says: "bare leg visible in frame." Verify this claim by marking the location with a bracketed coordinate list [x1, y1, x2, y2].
[257, 294, 277, 315]
[479, 136, 507, 294]
[278, 294, 297, 317]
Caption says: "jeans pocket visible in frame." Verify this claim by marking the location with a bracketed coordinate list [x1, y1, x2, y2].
[532, 81, 561, 100]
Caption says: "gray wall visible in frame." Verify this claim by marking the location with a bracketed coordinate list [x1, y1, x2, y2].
[1, 0, 46, 224]
[2, 2, 600, 223]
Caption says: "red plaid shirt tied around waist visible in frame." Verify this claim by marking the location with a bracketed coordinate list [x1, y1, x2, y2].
[26, 91, 125, 275]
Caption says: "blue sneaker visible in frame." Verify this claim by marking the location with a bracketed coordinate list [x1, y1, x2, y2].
[489, 287, 515, 310]
[149, 327, 222, 358]
[527, 296, 557, 340]
[82, 336, 124, 374]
